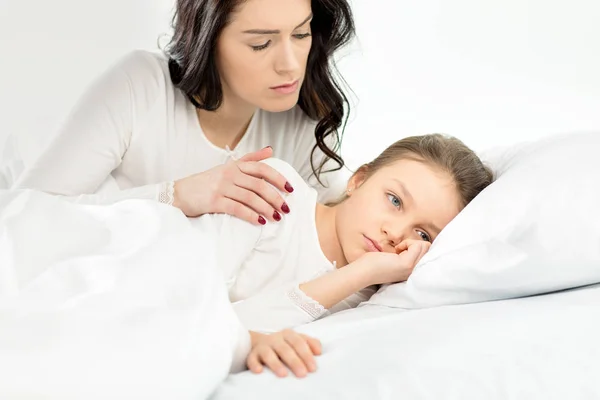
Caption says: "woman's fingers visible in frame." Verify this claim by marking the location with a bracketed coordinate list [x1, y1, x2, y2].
[224, 183, 281, 223]
[214, 197, 265, 226]
[238, 146, 273, 163]
[233, 173, 289, 218]
[238, 160, 294, 196]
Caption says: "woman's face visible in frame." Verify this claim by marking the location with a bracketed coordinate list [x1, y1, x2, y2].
[217, 0, 313, 112]
[335, 159, 464, 264]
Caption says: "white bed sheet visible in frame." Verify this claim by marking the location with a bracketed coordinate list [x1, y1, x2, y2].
[212, 284, 600, 400]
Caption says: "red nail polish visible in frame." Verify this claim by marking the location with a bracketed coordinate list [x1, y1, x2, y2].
[258, 216, 266, 225]
[285, 182, 294, 193]
[273, 211, 281, 221]
[281, 203, 290, 214]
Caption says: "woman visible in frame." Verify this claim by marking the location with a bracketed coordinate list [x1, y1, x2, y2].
[14, 0, 354, 225]
[193, 133, 494, 378]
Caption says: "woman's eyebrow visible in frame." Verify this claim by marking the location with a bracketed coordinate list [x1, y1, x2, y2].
[242, 13, 313, 35]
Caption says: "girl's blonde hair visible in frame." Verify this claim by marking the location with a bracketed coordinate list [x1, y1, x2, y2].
[334, 133, 494, 207]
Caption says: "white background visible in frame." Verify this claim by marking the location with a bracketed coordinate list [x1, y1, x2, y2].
[1, 0, 599, 168]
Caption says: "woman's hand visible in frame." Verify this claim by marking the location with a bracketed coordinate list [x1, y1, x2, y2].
[246, 329, 322, 378]
[172, 146, 293, 224]
[356, 240, 431, 286]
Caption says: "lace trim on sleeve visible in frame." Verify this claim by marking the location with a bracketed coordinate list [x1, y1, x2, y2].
[286, 285, 327, 320]
[158, 181, 175, 206]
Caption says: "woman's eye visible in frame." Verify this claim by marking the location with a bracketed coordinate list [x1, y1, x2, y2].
[293, 33, 311, 40]
[251, 41, 271, 51]
[387, 194, 402, 209]
[418, 231, 432, 243]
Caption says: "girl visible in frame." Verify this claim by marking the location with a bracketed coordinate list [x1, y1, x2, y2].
[14, 0, 354, 225]
[196, 133, 494, 378]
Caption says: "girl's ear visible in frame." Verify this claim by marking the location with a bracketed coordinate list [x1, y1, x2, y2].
[346, 165, 369, 195]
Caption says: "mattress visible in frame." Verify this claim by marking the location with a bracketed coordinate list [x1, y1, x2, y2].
[212, 284, 600, 400]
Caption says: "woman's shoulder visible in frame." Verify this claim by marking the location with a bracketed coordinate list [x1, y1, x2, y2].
[112, 50, 169, 76]
[98, 50, 173, 97]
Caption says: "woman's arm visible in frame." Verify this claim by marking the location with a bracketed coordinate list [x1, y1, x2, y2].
[13, 52, 166, 204]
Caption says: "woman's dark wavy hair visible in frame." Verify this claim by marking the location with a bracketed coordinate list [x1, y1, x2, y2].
[164, 0, 355, 182]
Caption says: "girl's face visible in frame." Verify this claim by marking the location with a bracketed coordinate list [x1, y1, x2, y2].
[335, 159, 464, 264]
[216, 0, 313, 112]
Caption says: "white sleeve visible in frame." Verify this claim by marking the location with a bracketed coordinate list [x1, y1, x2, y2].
[232, 283, 376, 333]
[232, 284, 327, 334]
[13, 51, 167, 205]
[51, 181, 176, 206]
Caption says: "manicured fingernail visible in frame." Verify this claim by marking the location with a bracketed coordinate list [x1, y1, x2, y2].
[281, 203, 290, 214]
[258, 216, 266, 225]
[264, 145, 272, 150]
[285, 182, 294, 193]
[273, 211, 281, 221]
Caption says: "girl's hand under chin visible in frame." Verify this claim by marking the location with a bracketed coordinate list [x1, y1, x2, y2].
[356, 240, 431, 286]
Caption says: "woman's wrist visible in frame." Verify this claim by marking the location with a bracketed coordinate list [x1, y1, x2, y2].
[171, 180, 189, 215]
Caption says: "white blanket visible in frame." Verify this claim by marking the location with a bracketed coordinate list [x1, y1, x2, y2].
[213, 284, 600, 399]
[0, 189, 247, 399]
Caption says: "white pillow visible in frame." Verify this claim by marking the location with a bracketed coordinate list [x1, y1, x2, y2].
[369, 131, 600, 309]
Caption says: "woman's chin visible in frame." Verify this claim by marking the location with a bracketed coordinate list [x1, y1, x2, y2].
[258, 96, 300, 113]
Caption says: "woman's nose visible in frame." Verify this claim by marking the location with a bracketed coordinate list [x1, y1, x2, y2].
[274, 40, 300, 75]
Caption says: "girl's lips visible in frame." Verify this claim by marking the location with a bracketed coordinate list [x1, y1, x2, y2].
[364, 235, 382, 252]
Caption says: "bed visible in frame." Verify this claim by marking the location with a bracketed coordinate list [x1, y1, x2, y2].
[213, 284, 600, 400]
[2, 132, 600, 399]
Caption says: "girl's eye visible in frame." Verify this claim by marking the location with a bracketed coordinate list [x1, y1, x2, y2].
[251, 41, 271, 51]
[418, 231, 432, 243]
[387, 194, 402, 209]
[293, 33, 311, 40]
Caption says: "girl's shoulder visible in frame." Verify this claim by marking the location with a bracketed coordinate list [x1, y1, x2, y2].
[259, 157, 313, 201]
